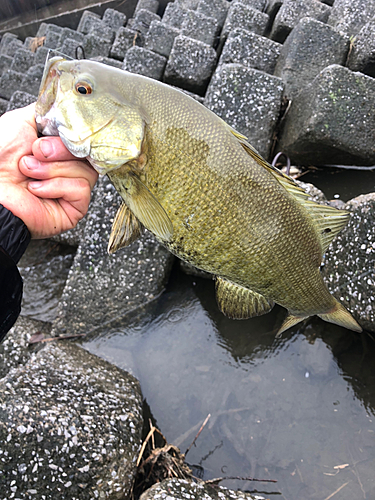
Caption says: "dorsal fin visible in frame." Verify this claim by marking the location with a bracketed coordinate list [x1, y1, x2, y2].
[228, 126, 350, 253]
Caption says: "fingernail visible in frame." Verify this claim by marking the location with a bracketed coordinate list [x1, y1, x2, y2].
[24, 156, 41, 170]
[40, 139, 54, 158]
[29, 181, 42, 189]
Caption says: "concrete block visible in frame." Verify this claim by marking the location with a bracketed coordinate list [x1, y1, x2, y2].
[83, 34, 112, 59]
[20, 64, 44, 96]
[220, 28, 281, 74]
[102, 8, 127, 30]
[232, 0, 267, 11]
[59, 27, 85, 45]
[181, 11, 219, 46]
[6, 91, 35, 111]
[0, 54, 13, 76]
[162, 2, 190, 29]
[133, 8, 161, 35]
[279, 65, 375, 165]
[44, 30, 61, 49]
[36, 22, 48, 37]
[197, 0, 229, 29]
[110, 27, 143, 61]
[145, 20, 180, 57]
[270, 0, 331, 43]
[90, 55, 123, 68]
[164, 35, 217, 95]
[274, 17, 350, 99]
[0, 70, 23, 99]
[59, 37, 85, 59]
[347, 18, 375, 77]
[175, 0, 200, 8]
[123, 46, 166, 80]
[221, 3, 269, 42]
[134, 0, 159, 14]
[0, 33, 18, 51]
[10, 48, 35, 73]
[77, 9, 102, 34]
[205, 63, 284, 159]
[35, 46, 59, 65]
[1, 38, 23, 57]
[88, 21, 116, 43]
[327, 0, 375, 36]
[0, 98, 8, 115]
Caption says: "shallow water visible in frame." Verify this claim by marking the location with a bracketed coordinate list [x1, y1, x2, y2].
[82, 265, 375, 500]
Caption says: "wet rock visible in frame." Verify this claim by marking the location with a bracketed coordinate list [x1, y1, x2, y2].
[279, 64, 375, 166]
[347, 18, 375, 78]
[102, 8, 127, 30]
[134, 0, 160, 15]
[205, 63, 284, 159]
[123, 46, 167, 80]
[77, 9, 102, 34]
[133, 8, 161, 35]
[164, 35, 217, 95]
[181, 11, 219, 47]
[140, 478, 265, 500]
[110, 27, 143, 61]
[221, 2, 269, 42]
[145, 20, 180, 58]
[180, 260, 212, 279]
[197, 0, 229, 29]
[10, 48, 35, 73]
[0, 341, 143, 500]
[274, 17, 349, 99]
[270, 0, 331, 43]
[296, 181, 327, 204]
[327, 0, 375, 36]
[83, 34, 112, 59]
[220, 28, 281, 74]
[0, 71, 24, 99]
[322, 193, 375, 332]
[52, 177, 174, 337]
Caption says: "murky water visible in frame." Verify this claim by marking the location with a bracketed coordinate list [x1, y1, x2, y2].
[82, 265, 375, 500]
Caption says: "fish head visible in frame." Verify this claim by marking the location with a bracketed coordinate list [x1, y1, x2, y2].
[35, 57, 145, 175]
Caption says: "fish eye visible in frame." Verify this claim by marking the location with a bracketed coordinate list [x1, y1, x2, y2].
[75, 82, 93, 95]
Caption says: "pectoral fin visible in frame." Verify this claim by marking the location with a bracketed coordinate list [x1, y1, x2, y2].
[215, 277, 274, 320]
[108, 202, 143, 254]
[109, 170, 173, 243]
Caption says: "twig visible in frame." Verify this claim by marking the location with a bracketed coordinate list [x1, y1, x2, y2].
[323, 482, 349, 500]
[204, 476, 277, 485]
[185, 414, 211, 456]
[136, 425, 167, 467]
[28, 333, 87, 344]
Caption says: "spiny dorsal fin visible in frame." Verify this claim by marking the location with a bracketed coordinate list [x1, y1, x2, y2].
[215, 277, 274, 320]
[228, 126, 350, 253]
[108, 202, 143, 254]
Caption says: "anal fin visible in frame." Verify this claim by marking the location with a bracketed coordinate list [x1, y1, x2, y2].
[276, 314, 307, 337]
[108, 202, 143, 254]
[215, 277, 274, 320]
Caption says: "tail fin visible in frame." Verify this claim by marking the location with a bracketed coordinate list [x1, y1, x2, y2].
[276, 314, 308, 337]
[318, 300, 362, 333]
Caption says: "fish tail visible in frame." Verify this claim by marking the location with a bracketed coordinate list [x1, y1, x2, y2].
[318, 299, 362, 333]
[276, 314, 308, 337]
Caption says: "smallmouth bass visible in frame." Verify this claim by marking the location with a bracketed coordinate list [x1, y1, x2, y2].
[35, 57, 362, 334]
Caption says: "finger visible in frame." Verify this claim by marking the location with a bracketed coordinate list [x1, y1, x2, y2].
[20, 156, 98, 191]
[32, 136, 79, 162]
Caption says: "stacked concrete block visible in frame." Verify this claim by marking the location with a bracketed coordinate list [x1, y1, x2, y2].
[35, 46, 58, 65]
[59, 37, 84, 58]
[132, 8, 161, 35]
[220, 28, 281, 74]
[164, 35, 217, 95]
[77, 10, 102, 34]
[110, 27, 143, 60]
[274, 18, 350, 99]
[88, 22, 116, 43]
[327, 0, 375, 36]
[91, 55, 123, 68]
[0, 32, 18, 50]
[175, 0, 200, 9]
[162, 2, 191, 28]
[0, 70, 24, 99]
[270, 0, 331, 43]
[20, 64, 44, 96]
[59, 27, 85, 46]
[233, 0, 267, 11]
[134, 0, 159, 14]
[10, 48, 35, 73]
[181, 11, 219, 46]
[279, 65, 375, 165]
[205, 64, 284, 159]
[83, 33, 112, 59]
[0, 98, 8, 114]
[221, 3, 269, 42]
[197, 0, 229, 29]
[102, 8, 127, 30]
[44, 24, 63, 49]
[145, 20, 180, 57]
[6, 91, 35, 111]
[347, 18, 375, 77]
[123, 46, 167, 80]
[0, 54, 13, 76]
[1, 38, 23, 57]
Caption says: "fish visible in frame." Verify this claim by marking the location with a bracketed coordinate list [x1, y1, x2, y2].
[35, 56, 362, 335]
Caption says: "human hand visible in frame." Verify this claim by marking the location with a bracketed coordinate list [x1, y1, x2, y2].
[0, 103, 98, 239]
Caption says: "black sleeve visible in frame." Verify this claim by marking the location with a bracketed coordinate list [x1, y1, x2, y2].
[0, 204, 31, 342]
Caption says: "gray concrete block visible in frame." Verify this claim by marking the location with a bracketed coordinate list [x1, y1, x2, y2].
[274, 17, 350, 99]
[36, 22, 48, 37]
[1, 38, 23, 57]
[162, 2, 190, 29]
[0, 70, 23, 99]
[205, 63, 284, 159]
[347, 18, 375, 77]
[20, 64, 44, 96]
[145, 20, 180, 57]
[232, 0, 267, 11]
[220, 28, 281, 74]
[35, 46, 59, 65]
[77, 9, 102, 34]
[175, 0, 200, 8]
[10, 48, 35, 73]
[266, 0, 283, 17]
[270, 0, 331, 43]
[123, 46, 166, 80]
[44, 30, 61, 49]
[59, 27, 85, 45]
[6, 91, 36, 111]
[0, 32, 18, 51]
[197, 0, 229, 29]
[327, 0, 375, 36]
[133, 8, 161, 35]
[221, 3, 269, 41]
[83, 34, 112, 59]
[58, 37, 84, 59]
[134, 0, 159, 14]
[164, 35, 217, 95]
[90, 55, 123, 68]
[0, 54, 13, 76]
[0, 97, 8, 115]
[88, 21, 116, 43]
[181, 11, 219, 46]
[102, 8, 127, 30]
[110, 27, 143, 61]
[279, 65, 375, 165]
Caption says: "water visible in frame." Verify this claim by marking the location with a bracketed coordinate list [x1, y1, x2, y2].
[82, 265, 375, 500]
